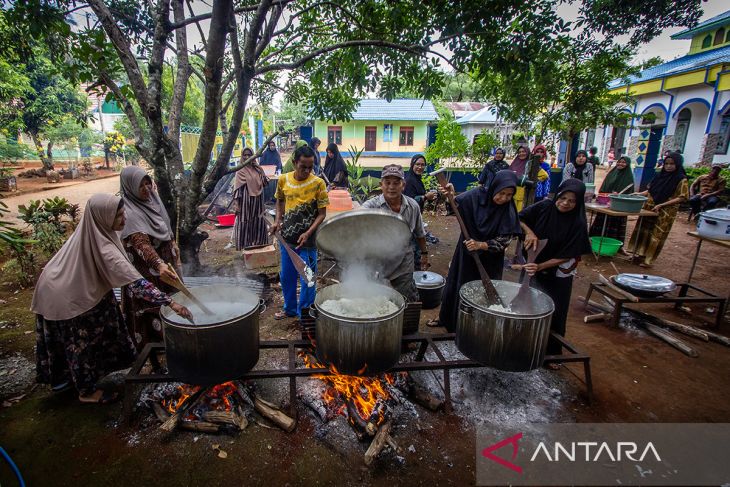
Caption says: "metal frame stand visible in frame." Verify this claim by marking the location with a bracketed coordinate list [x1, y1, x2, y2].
[585, 281, 727, 328]
[122, 333, 593, 424]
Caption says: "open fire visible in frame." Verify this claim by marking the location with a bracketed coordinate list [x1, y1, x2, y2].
[300, 352, 400, 432]
[162, 381, 238, 418]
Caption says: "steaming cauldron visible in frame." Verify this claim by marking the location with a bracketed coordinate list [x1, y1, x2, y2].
[311, 283, 405, 376]
[160, 284, 263, 384]
[456, 280, 554, 372]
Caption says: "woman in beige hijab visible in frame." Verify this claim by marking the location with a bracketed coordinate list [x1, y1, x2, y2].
[233, 147, 269, 250]
[119, 166, 182, 348]
[32, 194, 192, 404]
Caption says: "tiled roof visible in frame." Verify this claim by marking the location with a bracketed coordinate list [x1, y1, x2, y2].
[672, 10, 730, 39]
[455, 106, 499, 124]
[347, 99, 438, 121]
[609, 44, 730, 88]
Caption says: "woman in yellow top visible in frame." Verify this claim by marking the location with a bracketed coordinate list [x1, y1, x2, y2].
[626, 152, 688, 267]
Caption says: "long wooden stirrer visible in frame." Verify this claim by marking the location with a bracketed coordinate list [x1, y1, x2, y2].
[430, 169, 503, 306]
[160, 264, 214, 315]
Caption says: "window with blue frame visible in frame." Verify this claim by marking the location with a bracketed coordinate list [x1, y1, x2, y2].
[383, 124, 393, 142]
[716, 111, 730, 155]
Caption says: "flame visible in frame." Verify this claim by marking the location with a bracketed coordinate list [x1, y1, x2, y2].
[161, 382, 238, 415]
[162, 384, 200, 414]
[300, 352, 394, 425]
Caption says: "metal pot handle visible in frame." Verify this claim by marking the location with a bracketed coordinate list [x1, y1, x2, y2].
[309, 307, 319, 319]
[258, 299, 267, 314]
[458, 301, 474, 316]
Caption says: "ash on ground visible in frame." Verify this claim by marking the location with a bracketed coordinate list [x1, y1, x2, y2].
[0, 351, 35, 399]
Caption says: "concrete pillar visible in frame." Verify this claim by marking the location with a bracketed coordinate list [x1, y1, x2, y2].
[696, 133, 720, 167]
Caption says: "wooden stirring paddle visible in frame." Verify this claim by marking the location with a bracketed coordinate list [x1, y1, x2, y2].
[430, 168, 504, 306]
[510, 239, 548, 312]
[160, 263, 214, 315]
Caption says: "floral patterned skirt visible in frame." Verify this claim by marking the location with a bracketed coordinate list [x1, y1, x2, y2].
[35, 292, 137, 396]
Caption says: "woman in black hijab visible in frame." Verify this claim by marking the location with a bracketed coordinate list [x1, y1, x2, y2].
[518, 179, 592, 362]
[259, 140, 282, 173]
[433, 170, 522, 331]
[405, 154, 437, 210]
[309, 137, 322, 175]
[477, 147, 509, 188]
[322, 143, 348, 189]
[626, 152, 688, 267]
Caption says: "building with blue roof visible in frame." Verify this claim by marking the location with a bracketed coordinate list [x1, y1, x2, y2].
[313, 99, 438, 163]
[584, 8, 730, 188]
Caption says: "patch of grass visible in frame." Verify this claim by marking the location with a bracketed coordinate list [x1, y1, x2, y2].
[0, 288, 36, 360]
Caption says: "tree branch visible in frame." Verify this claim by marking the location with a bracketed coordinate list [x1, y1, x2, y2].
[167, 0, 192, 143]
[99, 72, 151, 161]
[254, 4, 283, 60]
[223, 131, 279, 175]
[168, 0, 291, 30]
[185, 0, 207, 50]
[86, 0, 149, 114]
[256, 40, 426, 75]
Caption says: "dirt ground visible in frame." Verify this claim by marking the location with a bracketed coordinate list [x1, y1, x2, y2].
[2, 178, 730, 486]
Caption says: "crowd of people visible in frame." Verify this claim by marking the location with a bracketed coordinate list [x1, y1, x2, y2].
[30, 139, 726, 403]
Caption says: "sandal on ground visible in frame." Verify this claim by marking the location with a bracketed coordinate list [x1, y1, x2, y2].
[426, 318, 441, 328]
[79, 390, 119, 405]
[545, 363, 561, 371]
[274, 310, 296, 320]
[638, 262, 653, 269]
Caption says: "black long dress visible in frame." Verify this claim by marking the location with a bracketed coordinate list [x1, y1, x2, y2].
[438, 171, 522, 331]
[519, 179, 592, 354]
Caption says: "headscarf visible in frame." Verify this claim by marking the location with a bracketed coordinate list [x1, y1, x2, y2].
[478, 148, 510, 186]
[119, 166, 173, 241]
[323, 142, 347, 187]
[309, 137, 322, 175]
[234, 148, 267, 197]
[456, 170, 522, 240]
[599, 156, 634, 193]
[532, 144, 547, 161]
[260, 143, 282, 169]
[519, 178, 592, 263]
[510, 145, 530, 176]
[283, 140, 308, 173]
[404, 153, 427, 201]
[573, 149, 589, 181]
[648, 151, 687, 205]
[31, 194, 143, 321]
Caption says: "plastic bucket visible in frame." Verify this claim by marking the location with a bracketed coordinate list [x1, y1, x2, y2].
[590, 236, 622, 256]
[609, 194, 647, 213]
[217, 214, 236, 226]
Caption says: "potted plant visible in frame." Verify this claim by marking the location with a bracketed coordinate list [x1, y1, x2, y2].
[0, 163, 17, 192]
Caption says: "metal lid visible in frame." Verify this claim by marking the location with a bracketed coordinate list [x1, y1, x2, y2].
[613, 273, 676, 293]
[414, 271, 445, 289]
[701, 207, 730, 221]
[316, 209, 412, 270]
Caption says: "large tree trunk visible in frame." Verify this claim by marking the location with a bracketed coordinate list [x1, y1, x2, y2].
[29, 132, 53, 171]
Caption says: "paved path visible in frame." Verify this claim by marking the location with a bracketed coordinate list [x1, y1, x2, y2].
[2, 176, 120, 225]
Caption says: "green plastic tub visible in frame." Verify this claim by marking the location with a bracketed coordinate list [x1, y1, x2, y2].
[609, 194, 647, 213]
[590, 236, 622, 256]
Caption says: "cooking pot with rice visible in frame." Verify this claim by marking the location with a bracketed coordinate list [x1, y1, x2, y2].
[160, 284, 263, 384]
[456, 280, 554, 372]
[311, 282, 405, 376]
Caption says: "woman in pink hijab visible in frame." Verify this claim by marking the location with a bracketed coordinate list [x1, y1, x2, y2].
[32, 194, 192, 404]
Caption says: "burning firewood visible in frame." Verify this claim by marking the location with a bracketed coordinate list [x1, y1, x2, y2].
[151, 402, 170, 422]
[364, 420, 393, 466]
[404, 376, 444, 412]
[235, 382, 296, 432]
[178, 421, 221, 433]
[203, 410, 248, 430]
[160, 387, 207, 432]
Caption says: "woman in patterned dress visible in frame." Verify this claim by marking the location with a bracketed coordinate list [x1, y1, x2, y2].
[32, 194, 192, 404]
[233, 147, 269, 250]
[119, 166, 182, 349]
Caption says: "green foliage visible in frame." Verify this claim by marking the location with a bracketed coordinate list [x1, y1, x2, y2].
[18, 196, 75, 256]
[78, 127, 104, 155]
[424, 118, 470, 168]
[471, 131, 500, 164]
[0, 137, 34, 176]
[276, 100, 309, 133]
[685, 167, 730, 184]
[440, 72, 485, 102]
[0, 200, 37, 287]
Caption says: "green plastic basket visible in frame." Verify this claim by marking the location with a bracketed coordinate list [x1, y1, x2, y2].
[590, 236, 622, 256]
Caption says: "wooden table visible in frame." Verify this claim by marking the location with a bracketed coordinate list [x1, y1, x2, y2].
[686, 231, 730, 283]
[585, 203, 657, 260]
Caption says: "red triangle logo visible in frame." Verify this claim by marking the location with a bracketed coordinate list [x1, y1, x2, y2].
[481, 432, 523, 474]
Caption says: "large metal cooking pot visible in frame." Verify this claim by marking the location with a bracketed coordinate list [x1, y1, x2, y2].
[612, 273, 676, 297]
[456, 280, 554, 372]
[160, 284, 263, 384]
[311, 282, 405, 376]
[697, 207, 730, 241]
[414, 271, 445, 309]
